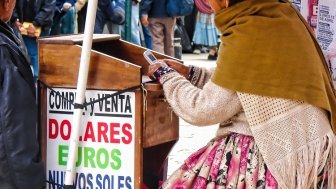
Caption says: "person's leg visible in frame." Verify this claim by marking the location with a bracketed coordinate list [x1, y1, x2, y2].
[184, 6, 198, 42]
[193, 44, 201, 54]
[22, 36, 38, 79]
[50, 11, 64, 35]
[111, 23, 122, 34]
[94, 9, 106, 33]
[60, 7, 75, 34]
[162, 17, 176, 57]
[130, 3, 141, 45]
[205, 13, 219, 60]
[148, 18, 165, 54]
[142, 25, 152, 49]
[77, 3, 87, 33]
[207, 46, 218, 60]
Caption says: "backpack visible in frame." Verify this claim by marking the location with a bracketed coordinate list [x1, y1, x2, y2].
[166, 0, 194, 17]
[110, 0, 125, 25]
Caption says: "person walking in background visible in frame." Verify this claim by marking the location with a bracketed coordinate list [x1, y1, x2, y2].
[0, 0, 45, 188]
[11, 0, 55, 80]
[140, 0, 176, 57]
[74, 0, 87, 33]
[183, 6, 198, 53]
[50, 0, 76, 35]
[147, 0, 336, 188]
[120, 0, 142, 45]
[129, 0, 141, 45]
[94, 0, 125, 34]
[193, 0, 219, 60]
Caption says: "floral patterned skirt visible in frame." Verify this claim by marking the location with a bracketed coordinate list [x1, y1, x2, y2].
[160, 133, 278, 189]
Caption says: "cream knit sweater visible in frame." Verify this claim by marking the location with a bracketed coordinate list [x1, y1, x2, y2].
[159, 66, 335, 189]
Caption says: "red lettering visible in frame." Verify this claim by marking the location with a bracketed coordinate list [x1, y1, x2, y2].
[83, 122, 96, 142]
[60, 120, 71, 140]
[48, 119, 58, 139]
[97, 122, 108, 143]
[122, 123, 132, 144]
[51, 120, 134, 144]
[110, 123, 120, 144]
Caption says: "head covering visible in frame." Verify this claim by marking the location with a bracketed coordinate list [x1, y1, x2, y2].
[211, 0, 336, 133]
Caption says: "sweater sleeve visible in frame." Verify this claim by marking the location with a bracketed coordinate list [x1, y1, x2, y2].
[160, 72, 242, 126]
[189, 66, 215, 88]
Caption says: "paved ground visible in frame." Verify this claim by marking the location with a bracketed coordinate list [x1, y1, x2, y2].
[166, 53, 218, 176]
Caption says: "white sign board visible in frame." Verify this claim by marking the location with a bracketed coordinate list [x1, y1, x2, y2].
[46, 88, 135, 189]
[316, 0, 336, 88]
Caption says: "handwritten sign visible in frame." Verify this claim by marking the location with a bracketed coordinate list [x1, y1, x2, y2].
[46, 88, 135, 189]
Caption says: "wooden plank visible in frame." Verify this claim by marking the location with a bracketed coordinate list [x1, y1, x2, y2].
[39, 43, 141, 90]
[92, 39, 182, 75]
[143, 90, 179, 148]
[38, 34, 121, 45]
[38, 87, 48, 162]
[134, 90, 143, 189]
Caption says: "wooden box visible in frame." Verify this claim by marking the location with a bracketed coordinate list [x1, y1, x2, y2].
[38, 34, 179, 189]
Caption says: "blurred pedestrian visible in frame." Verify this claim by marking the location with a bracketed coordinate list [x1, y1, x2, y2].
[193, 0, 219, 60]
[75, 0, 87, 33]
[140, 0, 176, 57]
[50, 0, 76, 35]
[94, 0, 125, 34]
[11, 0, 55, 80]
[0, 0, 46, 188]
[74, 0, 87, 33]
[120, 0, 142, 45]
[130, 0, 141, 45]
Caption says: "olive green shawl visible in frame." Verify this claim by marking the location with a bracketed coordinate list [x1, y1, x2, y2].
[212, 0, 336, 132]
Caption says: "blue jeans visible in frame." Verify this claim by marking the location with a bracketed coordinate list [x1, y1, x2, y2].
[60, 7, 75, 34]
[23, 30, 50, 80]
[94, 7, 107, 33]
[142, 25, 152, 49]
[22, 36, 37, 79]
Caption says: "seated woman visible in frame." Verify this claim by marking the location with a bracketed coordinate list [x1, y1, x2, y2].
[146, 0, 336, 188]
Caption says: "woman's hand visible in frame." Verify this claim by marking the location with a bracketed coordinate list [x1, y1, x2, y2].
[162, 59, 189, 79]
[147, 60, 168, 81]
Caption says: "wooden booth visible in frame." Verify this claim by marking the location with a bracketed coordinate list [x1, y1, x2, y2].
[38, 34, 179, 189]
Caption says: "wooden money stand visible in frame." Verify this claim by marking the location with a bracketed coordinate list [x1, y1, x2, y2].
[38, 34, 179, 189]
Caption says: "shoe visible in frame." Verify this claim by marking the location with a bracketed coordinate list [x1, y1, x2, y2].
[208, 53, 217, 60]
[201, 47, 208, 53]
[193, 48, 201, 54]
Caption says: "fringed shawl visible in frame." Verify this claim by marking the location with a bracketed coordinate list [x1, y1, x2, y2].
[211, 0, 336, 188]
[211, 0, 336, 133]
